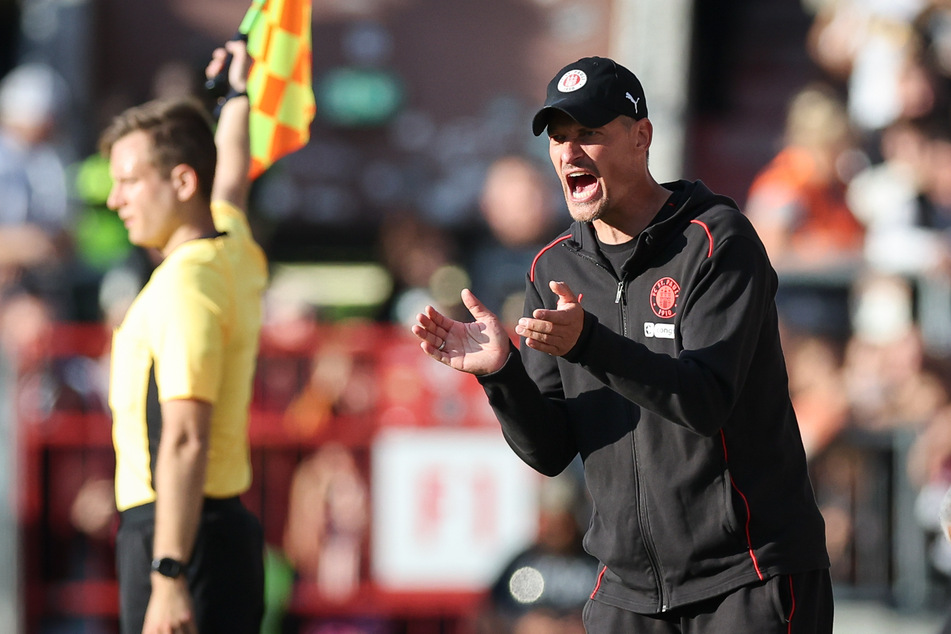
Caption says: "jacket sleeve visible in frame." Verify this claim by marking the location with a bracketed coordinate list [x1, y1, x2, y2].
[477, 278, 579, 476]
[567, 233, 779, 437]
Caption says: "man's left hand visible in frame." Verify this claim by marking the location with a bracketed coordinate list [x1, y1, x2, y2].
[516, 280, 584, 356]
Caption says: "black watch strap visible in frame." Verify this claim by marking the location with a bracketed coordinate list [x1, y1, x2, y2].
[151, 556, 187, 579]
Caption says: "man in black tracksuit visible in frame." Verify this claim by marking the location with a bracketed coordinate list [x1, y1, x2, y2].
[412, 57, 833, 633]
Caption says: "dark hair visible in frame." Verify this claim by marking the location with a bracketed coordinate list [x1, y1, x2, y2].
[99, 97, 217, 200]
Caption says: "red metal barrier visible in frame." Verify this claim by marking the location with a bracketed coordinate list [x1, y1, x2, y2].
[19, 321, 500, 632]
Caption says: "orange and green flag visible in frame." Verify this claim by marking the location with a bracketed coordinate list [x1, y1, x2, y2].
[239, 0, 316, 180]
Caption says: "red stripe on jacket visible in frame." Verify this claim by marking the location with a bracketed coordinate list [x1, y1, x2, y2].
[720, 430, 764, 580]
[690, 219, 714, 258]
[530, 235, 573, 282]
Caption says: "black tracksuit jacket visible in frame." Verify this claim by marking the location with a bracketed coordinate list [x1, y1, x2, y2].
[478, 179, 830, 614]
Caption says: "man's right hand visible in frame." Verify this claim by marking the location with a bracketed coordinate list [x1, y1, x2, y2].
[412, 288, 511, 376]
[205, 38, 250, 95]
[143, 575, 197, 634]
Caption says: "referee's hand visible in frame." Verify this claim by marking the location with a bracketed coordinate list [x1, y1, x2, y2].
[143, 575, 198, 634]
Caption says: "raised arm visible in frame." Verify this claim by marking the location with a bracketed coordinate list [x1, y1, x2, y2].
[208, 39, 252, 210]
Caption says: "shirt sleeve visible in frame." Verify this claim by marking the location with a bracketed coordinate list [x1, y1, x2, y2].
[152, 263, 225, 404]
[478, 276, 579, 477]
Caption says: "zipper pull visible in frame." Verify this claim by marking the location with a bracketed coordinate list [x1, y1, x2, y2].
[615, 281, 624, 304]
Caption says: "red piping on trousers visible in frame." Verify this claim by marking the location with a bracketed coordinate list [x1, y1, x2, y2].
[530, 235, 573, 282]
[719, 430, 764, 580]
[786, 575, 796, 634]
[590, 565, 607, 599]
[690, 219, 714, 258]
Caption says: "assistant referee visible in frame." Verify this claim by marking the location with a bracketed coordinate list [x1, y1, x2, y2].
[100, 39, 267, 634]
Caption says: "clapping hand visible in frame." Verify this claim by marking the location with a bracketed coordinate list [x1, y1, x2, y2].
[515, 280, 584, 357]
[412, 289, 511, 376]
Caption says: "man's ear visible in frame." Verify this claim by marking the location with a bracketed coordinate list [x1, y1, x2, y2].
[170, 164, 199, 202]
[634, 118, 653, 151]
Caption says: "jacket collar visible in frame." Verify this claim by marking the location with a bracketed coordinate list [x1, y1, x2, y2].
[567, 179, 736, 261]
[567, 180, 737, 274]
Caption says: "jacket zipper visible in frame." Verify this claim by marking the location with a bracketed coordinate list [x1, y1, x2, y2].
[623, 282, 669, 612]
[633, 437, 670, 611]
[615, 280, 628, 336]
[575, 246, 669, 610]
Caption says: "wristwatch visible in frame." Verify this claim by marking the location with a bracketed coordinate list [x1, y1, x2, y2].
[151, 557, 187, 579]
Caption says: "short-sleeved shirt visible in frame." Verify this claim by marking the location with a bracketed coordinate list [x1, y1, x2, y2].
[110, 201, 268, 512]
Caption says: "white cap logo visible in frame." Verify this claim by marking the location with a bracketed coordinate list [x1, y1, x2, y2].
[557, 69, 587, 93]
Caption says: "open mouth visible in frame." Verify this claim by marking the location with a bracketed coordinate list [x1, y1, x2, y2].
[567, 173, 599, 199]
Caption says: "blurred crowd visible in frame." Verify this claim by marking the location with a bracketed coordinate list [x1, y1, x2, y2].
[751, 0, 951, 600]
[12, 0, 951, 632]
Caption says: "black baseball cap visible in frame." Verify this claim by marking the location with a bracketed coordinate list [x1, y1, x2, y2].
[532, 57, 648, 136]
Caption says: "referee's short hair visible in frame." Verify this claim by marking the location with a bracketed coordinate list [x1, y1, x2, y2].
[99, 97, 217, 201]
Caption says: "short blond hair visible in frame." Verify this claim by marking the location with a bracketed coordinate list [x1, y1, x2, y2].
[785, 83, 852, 149]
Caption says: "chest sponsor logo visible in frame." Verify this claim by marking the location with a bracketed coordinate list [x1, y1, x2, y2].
[644, 322, 675, 339]
[649, 277, 680, 319]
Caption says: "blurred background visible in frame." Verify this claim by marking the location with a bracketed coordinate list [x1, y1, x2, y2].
[3, 0, 951, 631]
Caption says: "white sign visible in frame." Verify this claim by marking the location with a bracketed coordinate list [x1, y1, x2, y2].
[372, 427, 539, 590]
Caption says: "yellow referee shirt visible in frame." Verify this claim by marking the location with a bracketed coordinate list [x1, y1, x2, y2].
[110, 201, 268, 512]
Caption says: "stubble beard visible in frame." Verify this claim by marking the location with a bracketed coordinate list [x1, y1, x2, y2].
[567, 196, 608, 224]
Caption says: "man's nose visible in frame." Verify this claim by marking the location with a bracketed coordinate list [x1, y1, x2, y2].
[106, 186, 120, 211]
[561, 141, 583, 164]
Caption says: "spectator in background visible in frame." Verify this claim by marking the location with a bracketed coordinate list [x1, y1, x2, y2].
[917, 1, 951, 97]
[805, 0, 941, 140]
[780, 326, 855, 579]
[377, 208, 467, 327]
[832, 273, 947, 581]
[466, 155, 562, 326]
[745, 82, 865, 336]
[783, 331, 851, 460]
[282, 443, 369, 600]
[745, 82, 865, 271]
[0, 62, 75, 317]
[790, 270, 950, 582]
[280, 444, 378, 634]
[846, 115, 940, 274]
[843, 273, 948, 432]
[0, 288, 100, 423]
[282, 329, 379, 441]
[908, 403, 951, 606]
[916, 116, 951, 232]
[473, 469, 596, 634]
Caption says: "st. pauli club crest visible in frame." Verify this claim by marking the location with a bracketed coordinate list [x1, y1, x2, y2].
[650, 277, 680, 319]
[557, 69, 587, 92]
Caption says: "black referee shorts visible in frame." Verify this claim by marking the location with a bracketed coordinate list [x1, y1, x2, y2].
[583, 569, 833, 634]
[116, 497, 265, 634]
